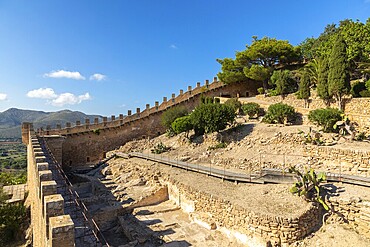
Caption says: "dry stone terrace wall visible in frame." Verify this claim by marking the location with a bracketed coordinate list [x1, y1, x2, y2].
[304, 146, 370, 177]
[23, 125, 75, 247]
[255, 94, 370, 133]
[166, 178, 321, 247]
[328, 195, 370, 239]
[36, 79, 260, 168]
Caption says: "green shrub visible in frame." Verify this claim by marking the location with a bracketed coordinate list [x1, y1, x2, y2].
[190, 103, 236, 135]
[171, 115, 192, 136]
[359, 90, 370, 97]
[257, 87, 264, 95]
[365, 79, 370, 91]
[0, 172, 27, 186]
[92, 129, 100, 135]
[308, 108, 342, 132]
[151, 142, 171, 154]
[351, 81, 366, 97]
[224, 98, 242, 113]
[241, 102, 261, 118]
[207, 142, 227, 151]
[263, 103, 296, 124]
[0, 190, 28, 244]
[161, 106, 188, 130]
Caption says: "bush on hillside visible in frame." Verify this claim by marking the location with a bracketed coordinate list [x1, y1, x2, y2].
[151, 142, 171, 154]
[351, 81, 366, 98]
[224, 98, 242, 113]
[241, 102, 261, 118]
[190, 103, 236, 135]
[161, 106, 188, 130]
[359, 90, 370, 97]
[171, 115, 192, 137]
[308, 108, 343, 132]
[263, 103, 296, 124]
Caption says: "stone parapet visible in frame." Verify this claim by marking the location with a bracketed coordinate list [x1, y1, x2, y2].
[25, 132, 75, 247]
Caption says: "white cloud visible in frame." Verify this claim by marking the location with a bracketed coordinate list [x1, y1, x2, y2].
[0, 93, 7, 101]
[27, 88, 57, 99]
[27, 88, 91, 107]
[44, 70, 86, 80]
[51, 92, 91, 107]
[90, 73, 106, 81]
[170, 44, 178, 49]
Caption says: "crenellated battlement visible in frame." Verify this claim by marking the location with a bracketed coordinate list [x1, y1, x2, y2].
[24, 126, 75, 247]
[38, 77, 236, 136]
[24, 77, 259, 169]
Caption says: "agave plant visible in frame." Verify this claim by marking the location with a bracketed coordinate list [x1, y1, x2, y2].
[289, 166, 329, 210]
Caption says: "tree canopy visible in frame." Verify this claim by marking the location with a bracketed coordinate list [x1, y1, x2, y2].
[217, 36, 301, 91]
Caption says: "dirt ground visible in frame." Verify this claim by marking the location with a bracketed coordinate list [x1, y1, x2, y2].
[107, 120, 370, 247]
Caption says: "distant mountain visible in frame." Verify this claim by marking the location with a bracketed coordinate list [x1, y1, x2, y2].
[0, 108, 103, 140]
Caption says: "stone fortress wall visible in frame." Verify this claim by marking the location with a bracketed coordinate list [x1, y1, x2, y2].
[35, 78, 260, 169]
[22, 123, 74, 247]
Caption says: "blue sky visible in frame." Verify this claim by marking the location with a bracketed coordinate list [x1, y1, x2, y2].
[0, 0, 369, 116]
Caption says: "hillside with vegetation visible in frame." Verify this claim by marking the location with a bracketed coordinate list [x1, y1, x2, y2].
[0, 108, 102, 140]
[217, 19, 370, 109]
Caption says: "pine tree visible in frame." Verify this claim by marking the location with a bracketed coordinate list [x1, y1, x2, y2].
[317, 56, 331, 105]
[328, 35, 351, 110]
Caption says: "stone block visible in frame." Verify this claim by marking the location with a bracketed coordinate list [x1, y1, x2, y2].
[37, 162, 49, 171]
[35, 156, 46, 163]
[41, 181, 57, 198]
[44, 194, 64, 219]
[39, 170, 53, 182]
[49, 215, 74, 247]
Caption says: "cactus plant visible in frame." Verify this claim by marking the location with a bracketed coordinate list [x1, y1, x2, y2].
[289, 166, 329, 210]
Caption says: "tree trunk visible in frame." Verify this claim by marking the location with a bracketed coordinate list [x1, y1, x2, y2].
[337, 95, 342, 111]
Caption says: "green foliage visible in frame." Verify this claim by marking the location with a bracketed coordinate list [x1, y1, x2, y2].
[308, 108, 343, 132]
[0, 195, 28, 245]
[269, 70, 297, 95]
[354, 132, 367, 141]
[207, 142, 227, 151]
[224, 98, 242, 113]
[304, 59, 319, 86]
[359, 90, 370, 97]
[151, 142, 171, 154]
[216, 58, 247, 84]
[296, 71, 311, 100]
[161, 106, 188, 130]
[218, 36, 301, 90]
[0, 143, 26, 170]
[243, 65, 271, 87]
[0, 172, 27, 186]
[262, 103, 296, 124]
[257, 87, 264, 94]
[92, 129, 100, 135]
[328, 34, 351, 109]
[351, 81, 366, 97]
[317, 57, 331, 102]
[365, 79, 370, 91]
[171, 116, 192, 136]
[190, 103, 236, 135]
[241, 102, 261, 118]
[289, 166, 329, 210]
